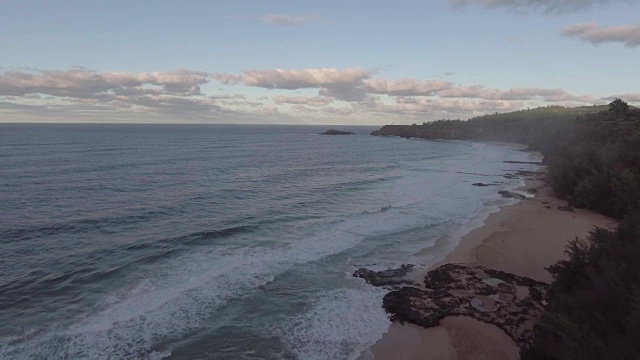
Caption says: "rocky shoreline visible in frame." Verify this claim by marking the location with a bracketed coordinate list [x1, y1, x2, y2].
[355, 263, 550, 355]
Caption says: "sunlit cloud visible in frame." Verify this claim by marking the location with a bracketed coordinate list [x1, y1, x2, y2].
[241, 68, 370, 89]
[562, 22, 640, 47]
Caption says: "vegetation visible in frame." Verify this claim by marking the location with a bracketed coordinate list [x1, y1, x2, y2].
[371, 99, 640, 359]
[523, 212, 640, 360]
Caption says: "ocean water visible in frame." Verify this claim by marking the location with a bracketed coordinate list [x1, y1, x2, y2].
[0, 124, 540, 359]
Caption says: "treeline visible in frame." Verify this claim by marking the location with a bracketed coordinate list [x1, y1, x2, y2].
[523, 212, 640, 359]
[371, 100, 640, 359]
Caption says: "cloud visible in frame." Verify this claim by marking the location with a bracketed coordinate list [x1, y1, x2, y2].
[318, 85, 368, 102]
[436, 85, 594, 102]
[562, 22, 640, 47]
[602, 93, 640, 102]
[393, 97, 523, 112]
[208, 93, 245, 100]
[215, 67, 371, 102]
[1, 66, 603, 124]
[323, 106, 354, 116]
[242, 68, 369, 89]
[0, 68, 209, 97]
[350, 96, 525, 121]
[364, 78, 453, 96]
[261, 13, 321, 26]
[211, 73, 243, 85]
[274, 95, 333, 106]
[0, 68, 232, 118]
[449, 0, 630, 14]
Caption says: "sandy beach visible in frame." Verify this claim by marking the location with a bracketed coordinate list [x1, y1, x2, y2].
[368, 170, 614, 359]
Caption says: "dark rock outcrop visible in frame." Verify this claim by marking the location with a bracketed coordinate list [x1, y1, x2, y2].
[378, 263, 549, 354]
[320, 129, 355, 135]
[353, 264, 417, 288]
[498, 190, 527, 200]
[472, 182, 496, 187]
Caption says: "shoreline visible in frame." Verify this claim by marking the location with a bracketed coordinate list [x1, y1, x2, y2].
[366, 167, 614, 359]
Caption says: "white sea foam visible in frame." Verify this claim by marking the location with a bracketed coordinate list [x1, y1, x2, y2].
[1, 190, 435, 359]
[269, 286, 391, 360]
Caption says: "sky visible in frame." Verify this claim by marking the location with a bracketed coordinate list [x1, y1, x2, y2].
[1, 0, 639, 125]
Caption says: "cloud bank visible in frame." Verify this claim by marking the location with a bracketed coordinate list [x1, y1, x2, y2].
[562, 22, 640, 47]
[0, 66, 625, 124]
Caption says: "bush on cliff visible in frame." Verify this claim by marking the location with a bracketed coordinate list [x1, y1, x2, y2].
[546, 120, 640, 218]
[523, 213, 640, 360]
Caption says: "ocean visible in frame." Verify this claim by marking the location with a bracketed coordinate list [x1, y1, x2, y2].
[0, 124, 540, 359]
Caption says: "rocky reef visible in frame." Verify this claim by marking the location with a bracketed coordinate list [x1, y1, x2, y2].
[353, 264, 417, 288]
[320, 129, 355, 135]
[355, 263, 549, 354]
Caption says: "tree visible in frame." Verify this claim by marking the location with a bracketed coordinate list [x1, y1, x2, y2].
[608, 98, 629, 116]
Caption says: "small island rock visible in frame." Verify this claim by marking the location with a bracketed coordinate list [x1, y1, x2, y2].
[320, 129, 355, 135]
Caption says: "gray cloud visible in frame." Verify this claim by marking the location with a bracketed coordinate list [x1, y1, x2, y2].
[261, 13, 321, 26]
[562, 22, 640, 47]
[450, 0, 630, 14]
[318, 85, 368, 102]
[211, 73, 243, 85]
[602, 93, 640, 102]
